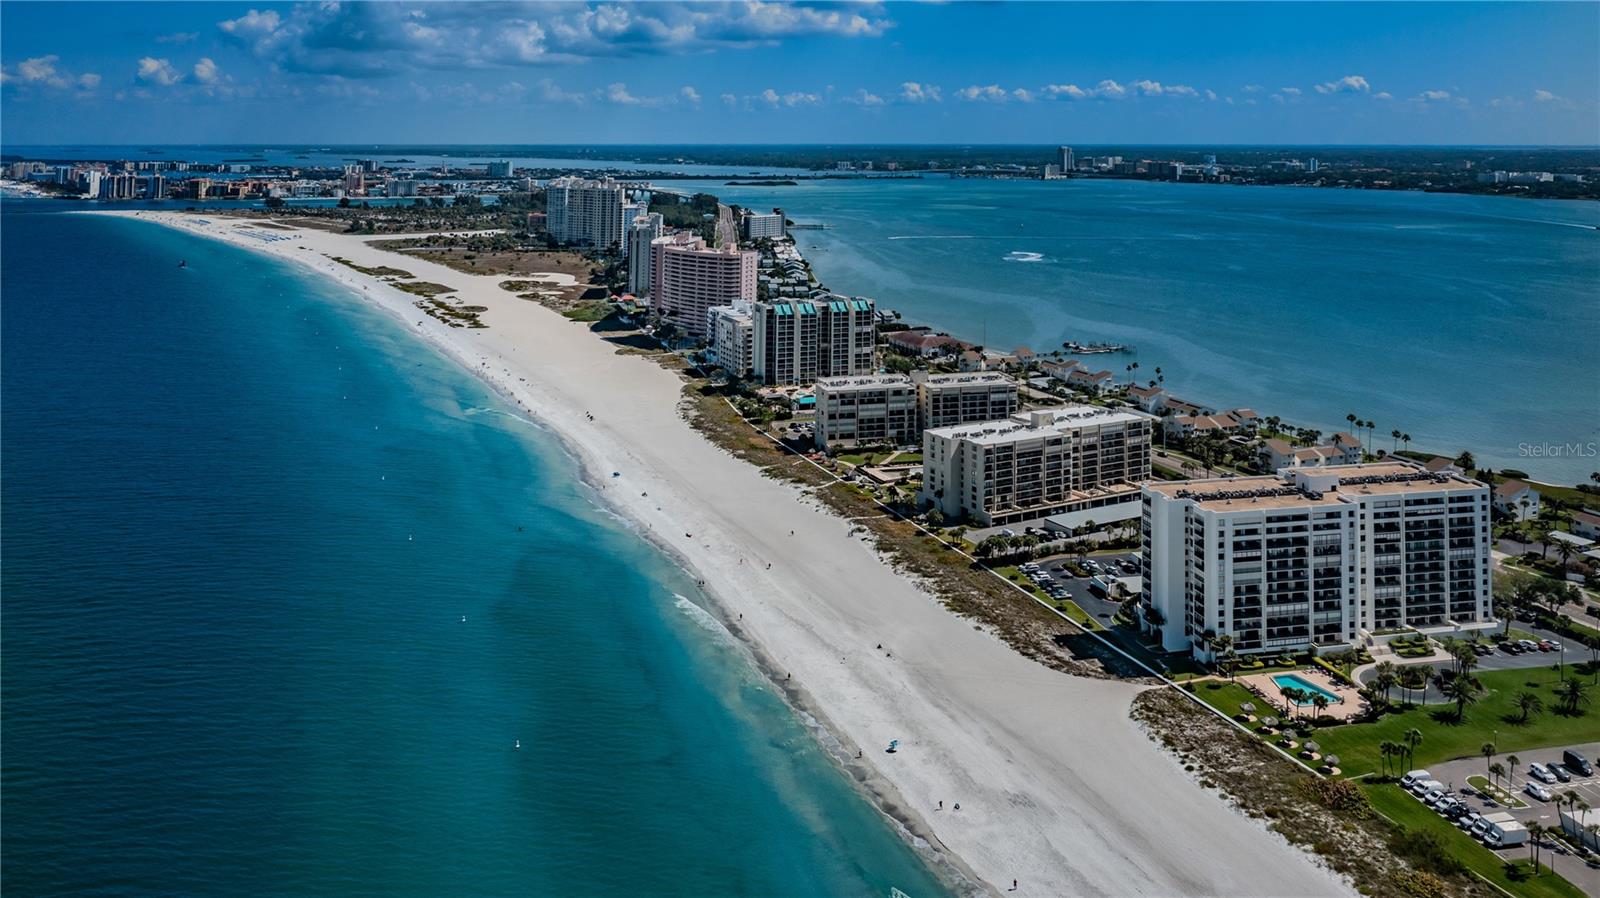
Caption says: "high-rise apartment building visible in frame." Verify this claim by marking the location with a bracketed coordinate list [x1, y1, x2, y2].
[1058, 146, 1075, 172]
[1140, 462, 1492, 659]
[706, 300, 756, 378]
[743, 210, 786, 241]
[650, 236, 757, 340]
[912, 371, 1019, 433]
[751, 294, 876, 385]
[920, 406, 1153, 526]
[547, 177, 625, 251]
[626, 212, 663, 295]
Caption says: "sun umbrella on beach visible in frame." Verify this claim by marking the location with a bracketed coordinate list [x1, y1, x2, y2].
[1304, 740, 1321, 754]
[1262, 716, 1279, 727]
[1240, 702, 1256, 715]
[1324, 754, 1340, 768]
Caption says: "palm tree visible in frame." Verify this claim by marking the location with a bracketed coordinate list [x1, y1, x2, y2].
[1311, 692, 1330, 719]
[1527, 822, 1544, 871]
[1391, 429, 1402, 453]
[1401, 433, 1411, 452]
[1488, 761, 1505, 791]
[1372, 660, 1399, 705]
[1403, 727, 1424, 770]
[1379, 740, 1401, 778]
[1555, 677, 1591, 716]
[1482, 742, 1497, 776]
[1507, 754, 1521, 788]
[1443, 675, 1484, 721]
[1516, 688, 1542, 723]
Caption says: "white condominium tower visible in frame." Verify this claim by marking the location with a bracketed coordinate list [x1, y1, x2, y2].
[919, 406, 1153, 526]
[1140, 462, 1492, 660]
[814, 370, 1019, 451]
[547, 176, 625, 251]
[650, 236, 757, 340]
[751, 294, 877, 385]
[626, 212, 663, 296]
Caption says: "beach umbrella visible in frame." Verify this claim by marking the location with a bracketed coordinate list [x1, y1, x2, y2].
[1304, 740, 1321, 754]
[1325, 754, 1340, 767]
[1240, 702, 1256, 714]
[1262, 716, 1279, 727]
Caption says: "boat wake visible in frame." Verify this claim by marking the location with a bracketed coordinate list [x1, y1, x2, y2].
[1004, 251, 1045, 263]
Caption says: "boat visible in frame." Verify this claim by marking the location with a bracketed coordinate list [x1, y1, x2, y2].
[1062, 339, 1132, 354]
[177, 260, 187, 269]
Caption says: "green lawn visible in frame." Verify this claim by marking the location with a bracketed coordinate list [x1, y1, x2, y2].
[1190, 680, 1264, 718]
[1313, 665, 1597, 777]
[1365, 782, 1587, 898]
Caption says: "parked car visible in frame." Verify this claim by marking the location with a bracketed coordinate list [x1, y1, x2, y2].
[1563, 750, 1593, 776]
[1549, 763, 1572, 783]
[1530, 763, 1557, 784]
[1400, 770, 1432, 790]
[1459, 811, 1483, 831]
[1422, 788, 1448, 806]
[1470, 817, 1494, 839]
[1473, 643, 1493, 655]
[1518, 639, 1540, 652]
[1525, 782, 1554, 802]
[1411, 778, 1445, 797]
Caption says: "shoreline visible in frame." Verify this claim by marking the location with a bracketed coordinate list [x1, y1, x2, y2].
[89, 209, 1355, 898]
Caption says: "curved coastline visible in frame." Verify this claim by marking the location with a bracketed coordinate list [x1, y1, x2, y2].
[86, 209, 1356, 898]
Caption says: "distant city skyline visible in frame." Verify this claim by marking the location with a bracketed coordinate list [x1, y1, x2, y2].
[2, 1, 1597, 146]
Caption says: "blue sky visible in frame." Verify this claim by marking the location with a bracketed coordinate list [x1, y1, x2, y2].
[2, 1, 1596, 146]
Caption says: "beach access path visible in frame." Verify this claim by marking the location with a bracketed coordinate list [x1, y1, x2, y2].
[103, 211, 1354, 898]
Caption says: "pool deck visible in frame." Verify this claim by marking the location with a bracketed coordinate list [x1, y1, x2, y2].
[1238, 668, 1366, 722]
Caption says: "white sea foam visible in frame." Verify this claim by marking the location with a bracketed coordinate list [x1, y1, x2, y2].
[672, 593, 737, 647]
[1004, 251, 1045, 263]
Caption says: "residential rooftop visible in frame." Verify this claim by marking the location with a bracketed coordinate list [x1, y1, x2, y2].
[927, 405, 1152, 446]
[1147, 462, 1487, 511]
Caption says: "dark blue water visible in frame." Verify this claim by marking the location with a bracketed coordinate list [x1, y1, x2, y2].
[0, 201, 949, 897]
[675, 177, 1600, 483]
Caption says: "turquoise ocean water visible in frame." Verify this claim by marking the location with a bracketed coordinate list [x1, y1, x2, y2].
[0, 201, 950, 897]
[673, 177, 1600, 483]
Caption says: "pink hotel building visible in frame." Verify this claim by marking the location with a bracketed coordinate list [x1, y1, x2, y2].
[650, 236, 757, 339]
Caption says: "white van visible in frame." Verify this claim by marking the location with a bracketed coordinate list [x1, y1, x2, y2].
[1400, 770, 1432, 790]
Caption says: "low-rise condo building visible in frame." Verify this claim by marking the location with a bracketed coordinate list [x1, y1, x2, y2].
[814, 375, 919, 450]
[919, 406, 1154, 526]
[1140, 462, 1493, 659]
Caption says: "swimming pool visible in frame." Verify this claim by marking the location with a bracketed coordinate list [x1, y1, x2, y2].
[1272, 673, 1341, 705]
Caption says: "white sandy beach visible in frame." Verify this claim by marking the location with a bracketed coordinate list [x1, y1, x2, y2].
[103, 210, 1354, 898]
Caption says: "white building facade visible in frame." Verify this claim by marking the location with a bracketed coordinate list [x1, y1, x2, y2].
[919, 406, 1154, 526]
[814, 375, 920, 450]
[1140, 462, 1493, 659]
[626, 212, 663, 296]
[547, 176, 625, 251]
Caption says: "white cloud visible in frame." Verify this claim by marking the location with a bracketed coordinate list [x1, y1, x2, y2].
[136, 56, 181, 86]
[1011, 87, 1034, 102]
[759, 87, 781, 106]
[782, 90, 820, 107]
[1242, 84, 1262, 93]
[192, 57, 220, 85]
[1280, 86, 1302, 96]
[535, 78, 587, 104]
[899, 81, 940, 103]
[1314, 74, 1370, 95]
[845, 88, 884, 106]
[1129, 79, 1164, 96]
[680, 85, 701, 105]
[1374, 91, 1393, 100]
[720, 92, 737, 107]
[16, 55, 65, 85]
[1205, 89, 1218, 101]
[606, 82, 645, 104]
[218, 8, 281, 42]
[1043, 83, 1086, 100]
[955, 84, 1009, 102]
[78, 72, 101, 90]
[1533, 88, 1558, 103]
[1092, 79, 1126, 99]
[1417, 89, 1451, 101]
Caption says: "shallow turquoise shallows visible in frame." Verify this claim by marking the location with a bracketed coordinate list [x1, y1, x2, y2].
[674, 177, 1600, 483]
[0, 201, 951, 898]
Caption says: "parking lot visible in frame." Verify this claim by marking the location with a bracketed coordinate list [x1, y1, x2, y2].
[1407, 741, 1600, 891]
[1024, 551, 1141, 624]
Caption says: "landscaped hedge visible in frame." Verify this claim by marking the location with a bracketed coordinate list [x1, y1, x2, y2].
[1314, 656, 1355, 686]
